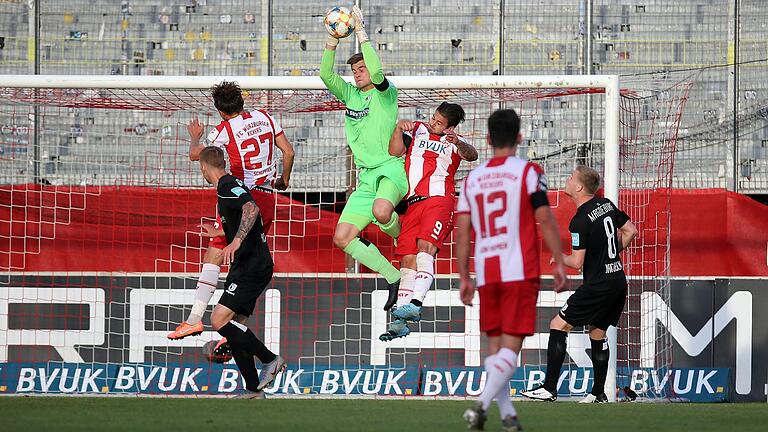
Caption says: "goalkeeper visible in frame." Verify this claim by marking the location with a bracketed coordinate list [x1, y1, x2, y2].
[321, 5, 407, 306]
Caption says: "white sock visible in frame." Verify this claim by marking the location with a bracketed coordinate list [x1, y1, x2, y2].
[396, 267, 417, 307]
[496, 379, 517, 419]
[412, 252, 434, 303]
[479, 348, 518, 411]
[187, 263, 220, 325]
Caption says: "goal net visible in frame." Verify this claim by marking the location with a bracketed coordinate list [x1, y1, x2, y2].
[0, 74, 690, 400]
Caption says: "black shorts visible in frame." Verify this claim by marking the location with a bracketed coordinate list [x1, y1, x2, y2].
[218, 258, 274, 317]
[559, 276, 627, 330]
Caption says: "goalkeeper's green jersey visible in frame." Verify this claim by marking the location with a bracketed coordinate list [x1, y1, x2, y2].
[320, 42, 399, 169]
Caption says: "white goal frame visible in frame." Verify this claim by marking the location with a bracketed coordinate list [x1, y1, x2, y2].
[0, 74, 621, 401]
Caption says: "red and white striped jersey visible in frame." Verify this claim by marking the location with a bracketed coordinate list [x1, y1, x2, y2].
[404, 121, 465, 199]
[206, 110, 284, 189]
[456, 155, 547, 286]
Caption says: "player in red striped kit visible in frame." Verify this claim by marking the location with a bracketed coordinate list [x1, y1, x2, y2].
[457, 109, 567, 430]
[379, 102, 478, 341]
[168, 81, 295, 345]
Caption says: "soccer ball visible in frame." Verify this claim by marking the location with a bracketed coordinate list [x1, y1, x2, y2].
[324, 6, 356, 39]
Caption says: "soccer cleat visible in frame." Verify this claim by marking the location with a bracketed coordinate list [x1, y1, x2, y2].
[622, 386, 638, 402]
[462, 402, 487, 430]
[167, 321, 204, 340]
[257, 355, 287, 391]
[212, 338, 231, 358]
[501, 415, 523, 431]
[521, 385, 557, 401]
[378, 318, 410, 341]
[383, 279, 400, 311]
[579, 393, 608, 403]
[392, 303, 422, 322]
[232, 389, 266, 399]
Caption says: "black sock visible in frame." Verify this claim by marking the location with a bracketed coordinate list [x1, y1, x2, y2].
[543, 329, 568, 392]
[231, 346, 260, 391]
[410, 299, 422, 307]
[590, 338, 610, 396]
[218, 321, 277, 364]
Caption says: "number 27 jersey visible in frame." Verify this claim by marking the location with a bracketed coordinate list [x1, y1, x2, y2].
[457, 155, 548, 286]
[207, 110, 284, 189]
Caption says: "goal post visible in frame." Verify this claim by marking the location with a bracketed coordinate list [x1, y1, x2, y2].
[0, 73, 686, 401]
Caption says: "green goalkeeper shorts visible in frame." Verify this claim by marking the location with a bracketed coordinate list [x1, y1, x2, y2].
[339, 158, 408, 230]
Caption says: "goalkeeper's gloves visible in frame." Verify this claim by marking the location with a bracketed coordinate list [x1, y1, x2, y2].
[325, 35, 340, 50]
[351, 5, 369, 44]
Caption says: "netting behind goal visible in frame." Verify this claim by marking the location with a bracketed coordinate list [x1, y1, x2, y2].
[0, 75, 690, 399]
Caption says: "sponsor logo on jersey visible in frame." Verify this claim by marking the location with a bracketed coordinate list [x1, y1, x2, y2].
[231, 186, 247, 197]
[416, 140, 449, 154]
[345, 108, 369, 120]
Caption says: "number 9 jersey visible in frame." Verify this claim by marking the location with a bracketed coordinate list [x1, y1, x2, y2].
[456, 155, 549, 287]
[206, 110, 284, 189]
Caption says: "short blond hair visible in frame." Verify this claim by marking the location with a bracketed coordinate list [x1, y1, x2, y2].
[575, 165, 600, 195]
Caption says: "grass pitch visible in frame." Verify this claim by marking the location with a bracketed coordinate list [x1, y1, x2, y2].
[1, 397, 765, 431]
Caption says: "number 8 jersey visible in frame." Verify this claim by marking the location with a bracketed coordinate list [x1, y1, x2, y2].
[568, 196, 630, 285]
[206, 110, 284, 189]
[457, 155, 549, 287]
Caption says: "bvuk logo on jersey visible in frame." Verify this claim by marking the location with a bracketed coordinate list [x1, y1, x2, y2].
[226, 283, 238, 295]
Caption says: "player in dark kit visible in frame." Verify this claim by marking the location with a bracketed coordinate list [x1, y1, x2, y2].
[198, 146, 286, 399]
[522, 165, 638, 403]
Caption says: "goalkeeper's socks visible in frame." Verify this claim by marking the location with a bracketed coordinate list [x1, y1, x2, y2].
[543, 329, 568, 393]
[590, 338, 610, 396]
[231, 345, 261, 391]
[343, 237, 400, 284]
[218, 320, 277, 364]
[479, 348, 518, 411]
[396, 267, 417, 307]
[187, 263, 220, 325]
[412, 252, 435, 302]
[378, 212, 401, 239]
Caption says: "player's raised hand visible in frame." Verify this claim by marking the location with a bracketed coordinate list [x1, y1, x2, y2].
[350, 5, 368, 44]
[198, 223, 223, 238]
[397, 120, 414, 132]
[274, 176, 289, 191]
[551, 261, 568, 292]
[351, 5, 365, 30]
[444, 129, 459, 144]
[187, 118, 204, 141]
[459, 277, 476, 306]
[222, 238, 242, 265]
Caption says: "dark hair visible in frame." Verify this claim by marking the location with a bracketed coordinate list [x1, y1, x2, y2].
[211, 81, 244, 115]
[347, 52, 364, 66]
[436, 102, 465, 127]
[575, 165, 601, 195]
[487, 109, 521, 149]
[199, 146, 226, 170]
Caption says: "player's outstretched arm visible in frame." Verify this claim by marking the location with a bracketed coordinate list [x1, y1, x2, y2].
[455, 213, 475, 305]
[274, 133, 295, 190]
[389, 120, 413, 156]
[535, 206, 568, 292]
[618, 220, 638, 251]
[351, 5, 388, 90]
[187, 118, 205, 161]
